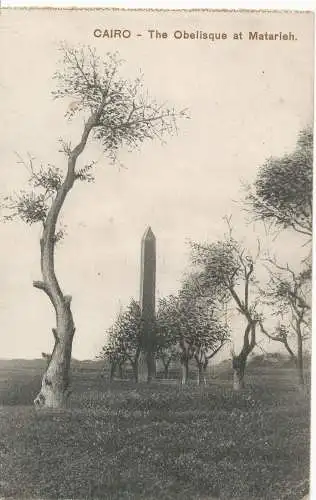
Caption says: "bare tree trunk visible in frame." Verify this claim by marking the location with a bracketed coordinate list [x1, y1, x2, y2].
[203, 359, 209, 385]
[132, 360, 139, 383]
[232, 354, 246, 391]
[181, 358, 189, 385]
[33, 201, 76, 409]
[297, 358, 305, 388]
[163, 360, 170, 379]
[33, 110, 102, 408]
[196, 362, 203, 386]
[34, 300, 75, 408]
[118, 362, 124, 379]
[296, 325, 305, 387]
[109, 361, 116, 382]
[232, 322, 256, 391]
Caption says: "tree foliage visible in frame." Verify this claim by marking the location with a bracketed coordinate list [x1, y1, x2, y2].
[1, 155, 67, 243]
[155, 298, 179, 373]
[100, 299, 143, 374]
[156, 293, 229, 370]
[262, 257, 311, 321]
[190, 232, 259, 323]
[54, 45, 187, 164]
[245, 126, 313, 237]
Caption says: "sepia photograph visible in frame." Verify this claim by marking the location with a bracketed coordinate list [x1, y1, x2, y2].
[0, 7, 314, 499]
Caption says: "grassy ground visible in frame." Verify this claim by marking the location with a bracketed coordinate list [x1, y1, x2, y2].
[0, 360, 310, 499]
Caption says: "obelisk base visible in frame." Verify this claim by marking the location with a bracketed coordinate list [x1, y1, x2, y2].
[137, 352, 157, 382]
[138, 353, 148, 382]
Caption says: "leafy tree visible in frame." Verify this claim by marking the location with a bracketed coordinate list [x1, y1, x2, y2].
[100, 299, 143, 382]
[154, 295, 192, 384]
[180, 283, 230, 385]
[259, 256, 311, 387]
[190, 227, 260, 390]
[155, 299, 178, 379]
[157, 293, 229, 385]
[99, 324, 128, 381]
[0, 45, 186, 408]
[244, 126, 313, 237]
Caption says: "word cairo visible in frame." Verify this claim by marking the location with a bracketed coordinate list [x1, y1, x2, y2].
[249, 31, 296, 41]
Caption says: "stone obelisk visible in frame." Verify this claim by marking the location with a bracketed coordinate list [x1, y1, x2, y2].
[140, 226, 156, 382]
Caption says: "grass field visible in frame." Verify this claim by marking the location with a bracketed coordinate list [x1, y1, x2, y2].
[0, 359, 310, 499]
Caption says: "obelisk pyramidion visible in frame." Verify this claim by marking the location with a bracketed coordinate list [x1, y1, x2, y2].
[140, 226, 156, 382]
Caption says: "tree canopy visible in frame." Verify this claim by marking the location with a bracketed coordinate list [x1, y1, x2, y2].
[100, 299, 143, 379]
[245, 126, 313, 237]
[54, 45, 187, 164]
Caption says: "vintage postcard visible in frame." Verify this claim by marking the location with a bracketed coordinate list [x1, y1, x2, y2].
[0, 7, 314, 500]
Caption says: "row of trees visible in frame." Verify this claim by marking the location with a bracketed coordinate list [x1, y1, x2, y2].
[100, 295, 229, 385]
[100, 127, 312, 391]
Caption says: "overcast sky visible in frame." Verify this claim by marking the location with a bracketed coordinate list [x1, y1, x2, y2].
[0, 9, 313, 359]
